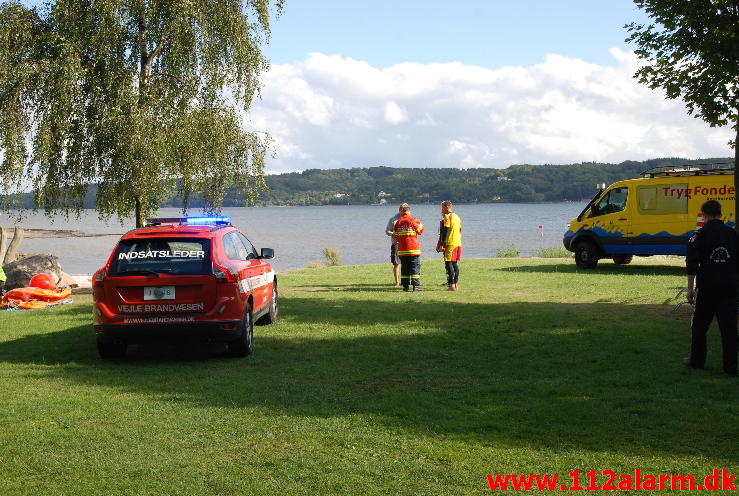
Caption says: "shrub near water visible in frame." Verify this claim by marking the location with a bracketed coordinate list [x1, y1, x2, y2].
[534, 246, 572, 258]
[496, 244, 521, 257]
[322, 246, 342, 266]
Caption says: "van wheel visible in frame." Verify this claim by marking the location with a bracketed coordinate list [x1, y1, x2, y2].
[612, 255, 633, 265]
[228, 303, 253, 357]
[97, 337, 127, 359]
[256, 283, 278, 325]
[575, 240, 599, 269]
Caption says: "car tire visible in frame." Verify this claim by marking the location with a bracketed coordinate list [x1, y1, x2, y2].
[97, 336, 127, 359]
[228, 303, 253, 357]
[574, 240, 599, 269]
[256, 283, 279, 326]
[612, 254, 633, 265]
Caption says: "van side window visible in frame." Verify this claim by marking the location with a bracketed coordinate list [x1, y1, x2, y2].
[637, 184, 688, 215]
[591, 187, 628, 217]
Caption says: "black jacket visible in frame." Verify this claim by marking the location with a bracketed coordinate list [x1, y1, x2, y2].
[686, 219, 739, 292]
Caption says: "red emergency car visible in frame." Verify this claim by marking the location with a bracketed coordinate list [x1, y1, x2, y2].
[92, 217, 278, 359]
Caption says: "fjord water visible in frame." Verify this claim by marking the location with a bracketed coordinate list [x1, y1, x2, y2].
[12, 202, 586, 274]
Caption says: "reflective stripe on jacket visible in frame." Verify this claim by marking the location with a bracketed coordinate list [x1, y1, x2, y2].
[393, 213, 424, 256]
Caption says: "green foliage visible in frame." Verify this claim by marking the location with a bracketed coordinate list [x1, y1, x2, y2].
[7, 157, 734, 209]
[534, 246, 572, 258]
[247, 158, 731, 206]
[322, 246, 342, 266]
[0, 0, 283, 226]
[626, 1, 738, 136]
[626, 1, 738, 217]
[496, 245, 520, 258]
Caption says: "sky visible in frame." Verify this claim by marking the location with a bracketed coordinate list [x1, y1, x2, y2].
[18, 0, 734, 173]
[246, 0, 732, 173]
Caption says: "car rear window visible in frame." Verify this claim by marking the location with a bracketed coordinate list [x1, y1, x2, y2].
[109, 238, 212, 276]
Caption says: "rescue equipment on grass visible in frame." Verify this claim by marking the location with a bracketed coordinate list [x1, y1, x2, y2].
[29, 273, 56, 290]
[2, 286, 72, 310]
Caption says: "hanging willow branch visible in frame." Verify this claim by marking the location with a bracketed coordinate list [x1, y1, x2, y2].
[0, 0, 284, 226]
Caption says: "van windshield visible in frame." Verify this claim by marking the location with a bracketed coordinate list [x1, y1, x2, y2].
[109, 238, 212, 276]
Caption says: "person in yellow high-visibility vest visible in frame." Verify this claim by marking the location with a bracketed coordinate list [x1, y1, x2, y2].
[0, 264, 6, 293]
[436, 200, 462, 291]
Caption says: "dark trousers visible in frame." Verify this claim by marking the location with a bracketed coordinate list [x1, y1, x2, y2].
[691, 288, 738, 375]
[445, 261, 459, 284]
[400, 256, 421, 289]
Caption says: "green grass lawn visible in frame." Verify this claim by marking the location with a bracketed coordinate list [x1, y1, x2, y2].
[1, 257, 737, 495]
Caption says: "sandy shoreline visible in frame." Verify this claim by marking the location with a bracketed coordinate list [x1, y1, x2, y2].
[23, 229, 122, 239]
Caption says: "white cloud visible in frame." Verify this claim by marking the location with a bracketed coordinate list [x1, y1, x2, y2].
[247, 51, 733, 173]
[384, 101, 407, 124]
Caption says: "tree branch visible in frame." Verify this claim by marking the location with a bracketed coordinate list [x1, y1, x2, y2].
[138, 16, 148, 89]
[143, 34, 167, 76]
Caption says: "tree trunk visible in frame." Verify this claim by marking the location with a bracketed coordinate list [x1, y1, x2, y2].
[0, 227, 6, 264]
[4, 227, 24, 264]
[735, 117, 739, 232]
[135, 197, 144, 228]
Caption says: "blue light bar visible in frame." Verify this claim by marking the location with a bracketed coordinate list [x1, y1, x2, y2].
[185, 216, 231, 224]
[145, 216, 231, 226]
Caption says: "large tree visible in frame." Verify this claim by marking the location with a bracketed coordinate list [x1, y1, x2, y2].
[0, 0, 282, 226]
[626, 0, 738, 222]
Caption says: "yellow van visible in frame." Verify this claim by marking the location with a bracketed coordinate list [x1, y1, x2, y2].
[563, 164, 735, 269]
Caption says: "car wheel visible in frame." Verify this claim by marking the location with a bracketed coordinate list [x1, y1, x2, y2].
[97, 336, 127, 359]
[228, 303, 253, 357]
[256, 283, 279, 325]
[612, 254, 633, 265]
[574, 240, 599, 269]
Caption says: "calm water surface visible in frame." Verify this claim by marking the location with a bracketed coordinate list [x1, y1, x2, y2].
[8, 203, 586, 274]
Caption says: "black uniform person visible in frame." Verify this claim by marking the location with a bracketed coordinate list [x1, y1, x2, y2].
[685, 199, 739, 376]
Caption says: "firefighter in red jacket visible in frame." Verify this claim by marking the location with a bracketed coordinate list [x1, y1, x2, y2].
[393, 204, 424, 291]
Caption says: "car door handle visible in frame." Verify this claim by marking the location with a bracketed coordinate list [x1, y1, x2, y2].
[618, 218, 628, 221]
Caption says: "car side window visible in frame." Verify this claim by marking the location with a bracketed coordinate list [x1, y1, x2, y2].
[236, 232, 259, 260]
[223, 232, 242, 260]
[591, 187, 628, 217]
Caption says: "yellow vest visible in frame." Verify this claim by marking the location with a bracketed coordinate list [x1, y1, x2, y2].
[443, 212, 461, 246]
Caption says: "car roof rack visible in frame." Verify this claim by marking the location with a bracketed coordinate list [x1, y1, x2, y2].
[641, 161, 734, 178]
[145, 216, 232, 227]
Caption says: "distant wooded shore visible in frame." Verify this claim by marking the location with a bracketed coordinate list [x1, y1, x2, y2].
[4, 157, 733, 212]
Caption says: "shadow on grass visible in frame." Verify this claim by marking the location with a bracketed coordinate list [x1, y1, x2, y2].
[0, 297, 736, 462]
[290, 283, 396, 292]
[494, 262, 685, 277]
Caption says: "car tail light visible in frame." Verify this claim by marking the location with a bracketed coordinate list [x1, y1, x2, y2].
[92, 267, 108, 286]
[212, 262, 237, 283]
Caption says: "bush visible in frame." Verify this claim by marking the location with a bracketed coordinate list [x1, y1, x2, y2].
[533, 247, 571, 258]
[322, 247, 342, 266]
[496, 245, 521, 258]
